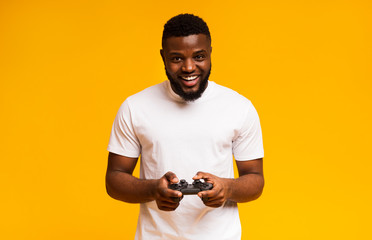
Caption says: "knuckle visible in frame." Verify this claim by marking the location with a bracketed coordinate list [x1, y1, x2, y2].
[165, 171, 173, 177]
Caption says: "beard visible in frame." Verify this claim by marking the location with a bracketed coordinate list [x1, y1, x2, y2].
[166, 66, 211, 102]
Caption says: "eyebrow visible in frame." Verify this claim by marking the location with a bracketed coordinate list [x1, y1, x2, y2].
[194, 50, 207, 54]
[168, 52, 183, 55]
[168, 49, 207, 55]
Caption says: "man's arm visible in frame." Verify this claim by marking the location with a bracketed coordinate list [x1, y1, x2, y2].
[105, 152, 182, 211]
[193, 158, 264, 208]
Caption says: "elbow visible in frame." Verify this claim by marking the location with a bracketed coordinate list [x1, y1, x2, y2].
[253, 177, 265, 200]
[105, 175, 135, 203]
[105, 181, 116, 199]
[248, 175, 265, 202]
[105, 175, 121, 201]
[106, 182, 126, 202]
[252, 187, 264, 201]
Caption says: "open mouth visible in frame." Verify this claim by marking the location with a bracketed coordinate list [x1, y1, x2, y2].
[179, 75, 200, 87]
[180, 75, 198, 81]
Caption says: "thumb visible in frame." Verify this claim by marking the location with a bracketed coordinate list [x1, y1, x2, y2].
[164, 171, 179, 183]
[192, 171, 206, 180]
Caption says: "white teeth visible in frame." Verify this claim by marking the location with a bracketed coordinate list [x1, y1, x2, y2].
[181, 76, 198, 81]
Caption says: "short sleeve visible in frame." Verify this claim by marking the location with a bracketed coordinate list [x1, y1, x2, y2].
[232, 101, 264, 161]
[107, 99, 141, 158]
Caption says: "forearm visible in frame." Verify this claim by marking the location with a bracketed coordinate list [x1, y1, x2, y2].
[106, 170, 158, 203]
[225, 173, 264, 203]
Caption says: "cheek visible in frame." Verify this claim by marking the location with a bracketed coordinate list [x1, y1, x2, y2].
[199, 62, 211, 73]
[167, 64, 180, 75]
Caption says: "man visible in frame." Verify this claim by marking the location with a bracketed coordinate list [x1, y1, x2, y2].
[106, 14, 264, 239]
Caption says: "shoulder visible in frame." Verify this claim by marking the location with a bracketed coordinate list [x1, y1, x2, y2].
[127, 81, 167, 102]
[211, 81, 253, 108]
[119, 81, 170, 110]
[115, 82, 167, 115]
[209, 82, 260, 124]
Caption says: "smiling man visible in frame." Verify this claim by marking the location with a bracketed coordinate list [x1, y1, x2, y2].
[106, 14, 264, 240]
[162, 32, 211, 101]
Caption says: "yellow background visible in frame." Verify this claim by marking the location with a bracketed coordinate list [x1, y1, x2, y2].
[1, 0, 371, 239]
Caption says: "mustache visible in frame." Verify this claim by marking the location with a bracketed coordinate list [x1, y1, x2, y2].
[165, 66, 211, 102]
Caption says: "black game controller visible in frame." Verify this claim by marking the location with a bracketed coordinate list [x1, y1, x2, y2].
[169, 179, 213, 202]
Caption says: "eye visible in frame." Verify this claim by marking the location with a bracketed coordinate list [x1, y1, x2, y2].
[171, 56, 182, 62]
[194, 54, 206, 61]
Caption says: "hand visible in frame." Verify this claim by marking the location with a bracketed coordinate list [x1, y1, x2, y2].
[193, 172, 231, 208]
[155, 171, 183, 211]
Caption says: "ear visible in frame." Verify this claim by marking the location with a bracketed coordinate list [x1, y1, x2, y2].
[160, 49, 165, 63]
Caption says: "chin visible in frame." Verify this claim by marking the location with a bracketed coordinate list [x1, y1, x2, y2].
[166, 67, 211, 102]
[171, 79, 208, 102]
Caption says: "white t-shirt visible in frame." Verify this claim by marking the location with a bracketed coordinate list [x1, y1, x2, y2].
[108, 80, 264, 240]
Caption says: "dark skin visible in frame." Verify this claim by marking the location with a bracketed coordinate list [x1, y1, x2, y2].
[160, 34, 212, 97]
[106, 153, 264, 210]
[106, 34, 264, 210]
[106, 153, 182, 211]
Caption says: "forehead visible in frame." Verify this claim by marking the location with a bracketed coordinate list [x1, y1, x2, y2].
[163, 34, 211, 52]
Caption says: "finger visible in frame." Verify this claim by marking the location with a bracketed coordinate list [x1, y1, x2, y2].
[199, 192, 225, 206]
[169, 194, 184, 203]
[198, 191, 224, 207]
[158, 194, 179, 204]
[158, 205, 179, 211]
[166, 189, 183, 198]
[198, 191, 208, 202]
[203, 198, 225, 208]
[157, 201, 180, 211]
[197, 188, 218, 199]
[159, 199, 179, 207]
[159, 188, 182, 200]
[164, 171, 179, 183]
[192, 171, 209, 180]
[204, 202, 224, 208]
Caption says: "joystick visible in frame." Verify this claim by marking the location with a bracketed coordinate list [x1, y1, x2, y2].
[169, 179, 213, 202]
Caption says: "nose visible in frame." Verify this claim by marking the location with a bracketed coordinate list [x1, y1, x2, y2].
[181, 58, 195, 73]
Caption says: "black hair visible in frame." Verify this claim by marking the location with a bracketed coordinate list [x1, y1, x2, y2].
[162, 13, 211, 48]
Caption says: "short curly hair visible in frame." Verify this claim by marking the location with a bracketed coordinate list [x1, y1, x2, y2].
[162, 13, 211, 48]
